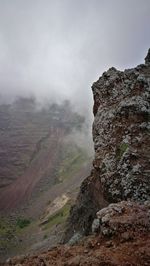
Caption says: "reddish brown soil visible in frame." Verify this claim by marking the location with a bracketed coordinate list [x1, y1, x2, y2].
[4, 233, 150, 266]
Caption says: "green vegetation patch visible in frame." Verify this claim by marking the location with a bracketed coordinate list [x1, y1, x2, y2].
[0, 218, 15, 250]
[43, 202, 71, 230]
[116, 142, 128, 160]
[16, 218, 31, 229]
[43, 234, 48, 240]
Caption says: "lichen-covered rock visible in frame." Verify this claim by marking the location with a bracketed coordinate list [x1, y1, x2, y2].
[64, 49, 150, 242]
[94, 201, 150, 237]
[92, 51, 150, 202]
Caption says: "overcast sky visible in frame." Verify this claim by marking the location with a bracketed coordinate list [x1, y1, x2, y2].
[0, 0, 150, 113]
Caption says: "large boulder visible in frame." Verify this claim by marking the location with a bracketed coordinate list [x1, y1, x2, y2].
[92, 201, 150, 238]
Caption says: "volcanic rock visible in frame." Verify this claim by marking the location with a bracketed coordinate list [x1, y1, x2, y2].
[64, 48, 150, 241]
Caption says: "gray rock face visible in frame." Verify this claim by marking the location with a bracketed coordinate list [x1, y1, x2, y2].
[92, 201, 150, 237]
[68, 232, 82, 246]
[92, 218, 100, 233]
[64, 49, 150, 242]
[92, 52, 150, 202]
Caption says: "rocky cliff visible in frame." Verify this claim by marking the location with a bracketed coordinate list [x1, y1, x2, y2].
[64, 49, 150, 242]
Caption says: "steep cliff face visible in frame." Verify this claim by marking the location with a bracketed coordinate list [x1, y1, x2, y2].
[92, 63, 150, 203]
[64, 49, 150, 242]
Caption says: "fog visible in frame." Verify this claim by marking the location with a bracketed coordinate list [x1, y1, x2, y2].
[0, 0, 150, 116]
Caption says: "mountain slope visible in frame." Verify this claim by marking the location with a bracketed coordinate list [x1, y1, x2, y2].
[0, 99, 92, 261]
[0, 99, 88, 212]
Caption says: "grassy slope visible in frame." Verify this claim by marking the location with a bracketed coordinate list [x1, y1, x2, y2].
[41, 202, 71, 231]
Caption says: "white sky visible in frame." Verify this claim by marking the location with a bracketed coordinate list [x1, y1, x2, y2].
[0, 0, 150, 113]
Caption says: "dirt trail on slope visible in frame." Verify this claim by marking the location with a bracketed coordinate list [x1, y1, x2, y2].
[0, 129, 64, 212]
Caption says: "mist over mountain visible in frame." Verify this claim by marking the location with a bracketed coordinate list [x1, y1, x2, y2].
[0, 0, 150, 117]
[0, 96, 92, 194]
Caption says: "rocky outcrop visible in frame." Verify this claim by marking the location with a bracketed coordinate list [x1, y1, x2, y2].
[92, 201, 150, 237]
[92, 64, 150, 203]
[64, 49, 150, 242]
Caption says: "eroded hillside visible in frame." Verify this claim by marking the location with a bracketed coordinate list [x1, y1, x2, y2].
[0, 98, 89, 211]
[0, 98, 92, 261]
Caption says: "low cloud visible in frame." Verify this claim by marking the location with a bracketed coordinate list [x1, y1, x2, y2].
[0, 0, 149, 116]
